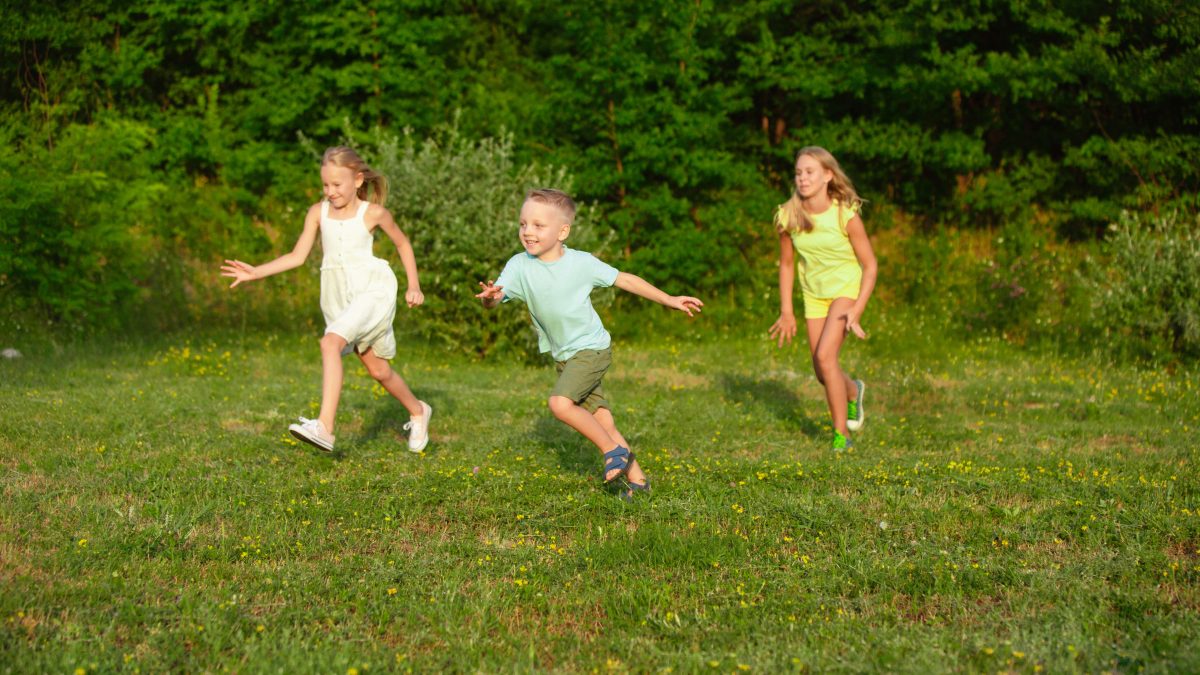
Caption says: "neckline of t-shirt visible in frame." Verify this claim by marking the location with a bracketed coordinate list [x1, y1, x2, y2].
[528, 247, 573, 266]
[803, 200, 842, 218]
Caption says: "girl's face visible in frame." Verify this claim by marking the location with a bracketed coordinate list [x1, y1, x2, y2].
[321, 164, 363, 210]
[794, 154, 832, 200]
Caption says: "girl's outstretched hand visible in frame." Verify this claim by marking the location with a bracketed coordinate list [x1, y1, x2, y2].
[405, 287, 425, 308]
[768, 313, 797, 347]
[221, 260, 257, 288]
[670, 296, 704, 317]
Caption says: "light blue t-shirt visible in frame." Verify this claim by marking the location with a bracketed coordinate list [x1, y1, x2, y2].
[496, 247, 620, 362]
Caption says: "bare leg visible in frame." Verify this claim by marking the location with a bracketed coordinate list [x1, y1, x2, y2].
[548, 396, 630, 481]
[357, 348, 422, 416]
[806, 298, 857, 436]
[805, 315, 857, 402]
[593, 407, 646, 485]
[318, 333, 347, 433]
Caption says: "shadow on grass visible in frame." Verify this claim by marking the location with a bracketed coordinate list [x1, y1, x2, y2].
[717, 372, 823, 439]
[529, 414, 609, 478]
[357, 385, 450, 454]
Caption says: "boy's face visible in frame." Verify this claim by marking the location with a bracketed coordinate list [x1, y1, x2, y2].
[519, 199, 571, 260]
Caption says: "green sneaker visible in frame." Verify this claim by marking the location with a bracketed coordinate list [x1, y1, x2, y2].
[846, 379, 866, 432]
[832, 431, 853, 452]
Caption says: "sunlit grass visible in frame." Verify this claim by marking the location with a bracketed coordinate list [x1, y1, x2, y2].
[1, 323, 1197, 673]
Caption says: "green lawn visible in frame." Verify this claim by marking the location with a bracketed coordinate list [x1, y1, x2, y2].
[1, 319, 1198, 673]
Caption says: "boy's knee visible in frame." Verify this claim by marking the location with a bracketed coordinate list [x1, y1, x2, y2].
[547, 396, 575, 418]
[319, 333, 343, 352]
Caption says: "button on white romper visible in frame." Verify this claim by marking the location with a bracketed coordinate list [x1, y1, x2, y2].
[319, 200, 398, 359]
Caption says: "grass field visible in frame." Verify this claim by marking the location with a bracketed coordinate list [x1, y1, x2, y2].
[2, 313, 1198, 673]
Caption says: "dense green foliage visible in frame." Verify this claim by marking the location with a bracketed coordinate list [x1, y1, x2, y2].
[3, 1, 1198, 358]
[1, 328, 1197, 671]
[338, 121, 613, 358]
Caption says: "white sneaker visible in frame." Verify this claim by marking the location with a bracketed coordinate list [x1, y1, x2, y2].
[289, 417, 335, 452]
[847, 379, 866, 432]
[403, 401, 432, 452]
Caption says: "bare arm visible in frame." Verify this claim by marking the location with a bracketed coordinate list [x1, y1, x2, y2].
[372, 204, 424, 307]
[221, 203, 322, 287]
[613, 272, 703, 317]
[768, 231, 797, 347]
[840, 215, 877, 339]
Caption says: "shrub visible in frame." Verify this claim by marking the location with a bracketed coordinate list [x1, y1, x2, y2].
[322, 120, 613, 358]
[1082, 211, 1200, 361]
[0, 119, 163, 336]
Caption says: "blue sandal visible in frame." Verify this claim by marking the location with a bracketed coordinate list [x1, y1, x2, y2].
[620, 478, 651, 502]
[603, 446, 632, 483]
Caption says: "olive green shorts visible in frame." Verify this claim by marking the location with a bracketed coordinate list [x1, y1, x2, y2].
[551, 347, 612, 414]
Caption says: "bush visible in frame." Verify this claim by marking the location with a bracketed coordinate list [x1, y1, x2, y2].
[0, 119, 164, 336]
[326, 120, 614, 358]
[1082, 211, 1200, 361]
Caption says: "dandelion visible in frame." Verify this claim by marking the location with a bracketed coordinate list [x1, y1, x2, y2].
[387, 588, 397, 596]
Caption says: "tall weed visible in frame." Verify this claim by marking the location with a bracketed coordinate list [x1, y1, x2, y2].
[1082, 211, 1200, 360]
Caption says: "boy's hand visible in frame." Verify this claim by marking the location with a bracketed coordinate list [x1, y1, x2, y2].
[405, 287, 425, 308]
[768, 313, 797, 347]
[670, 296, 704, 317]
[221, 259, 257, 288]
[475, 280, 504, 304]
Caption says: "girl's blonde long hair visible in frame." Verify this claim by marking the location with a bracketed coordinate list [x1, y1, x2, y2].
[322, 146, 388, 206]
[776, 146, 862, 234]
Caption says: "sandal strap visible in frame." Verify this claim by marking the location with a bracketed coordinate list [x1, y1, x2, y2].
[603, 446, 630, 470]
[620, 479, 651, 502]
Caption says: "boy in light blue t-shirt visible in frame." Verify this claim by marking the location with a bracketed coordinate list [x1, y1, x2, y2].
[477, 188, 703, 499]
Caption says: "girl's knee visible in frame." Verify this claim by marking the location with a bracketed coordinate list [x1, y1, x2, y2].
[319, 333, 343, 352]
[812, 352, 838, 380]
[366, 362, 392, 382]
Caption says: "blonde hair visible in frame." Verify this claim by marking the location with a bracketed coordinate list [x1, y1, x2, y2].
[322, 146, 388, 206]
[776, 146, 863, 234]
[525, 188, 577, 224]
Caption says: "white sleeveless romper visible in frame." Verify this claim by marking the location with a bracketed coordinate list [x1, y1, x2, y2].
[319, 200, 399, 359]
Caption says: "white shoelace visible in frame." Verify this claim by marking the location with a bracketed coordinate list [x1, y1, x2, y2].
[297, 417, 327, 437]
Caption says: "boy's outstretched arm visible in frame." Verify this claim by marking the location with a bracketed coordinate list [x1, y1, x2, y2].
[614, 272, 703, 317]
[475, 280, 505, 309]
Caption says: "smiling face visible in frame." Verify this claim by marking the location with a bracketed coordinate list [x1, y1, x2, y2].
[794, 153, 833, 200]
[320, 163, 363, 211]
[518, 199, 571, 261]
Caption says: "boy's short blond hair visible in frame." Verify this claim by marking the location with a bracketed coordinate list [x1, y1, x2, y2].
[525, 188, 577, 224]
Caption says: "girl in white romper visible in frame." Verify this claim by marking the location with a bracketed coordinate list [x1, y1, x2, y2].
[222, 146, 432, 453]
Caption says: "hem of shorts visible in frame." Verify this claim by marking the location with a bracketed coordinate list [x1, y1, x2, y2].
[324, 328, 396, 360]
